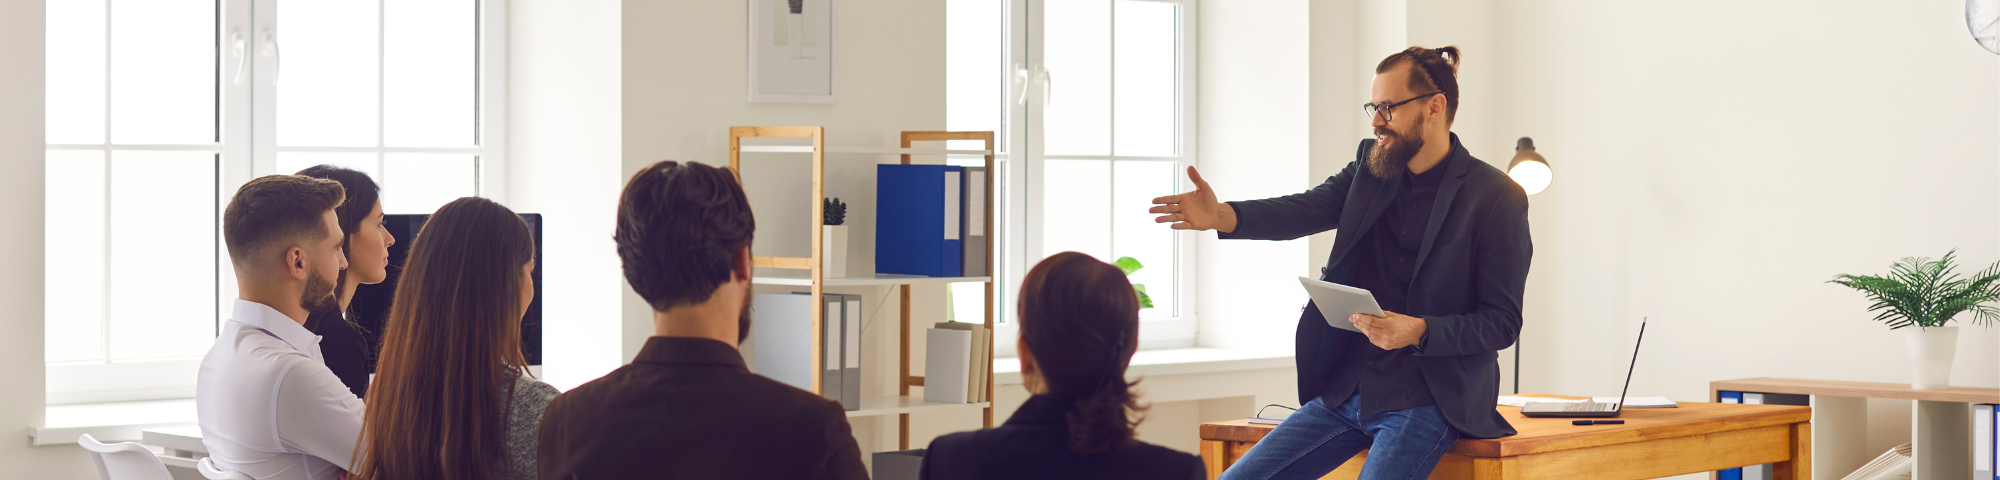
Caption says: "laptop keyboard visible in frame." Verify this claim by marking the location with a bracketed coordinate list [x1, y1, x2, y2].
[1564, 402, 1616, 412]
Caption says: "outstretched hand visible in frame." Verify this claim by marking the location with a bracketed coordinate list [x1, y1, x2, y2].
[1149, 166, 1237, 233]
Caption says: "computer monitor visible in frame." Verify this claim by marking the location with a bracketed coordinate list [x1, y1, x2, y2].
[347, 213, 544, 372]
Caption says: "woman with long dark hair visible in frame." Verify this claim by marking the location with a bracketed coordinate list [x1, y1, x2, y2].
[294, 165, 394, 398]
[351, 197, 555, 480]
[921, 252, 1203, 480]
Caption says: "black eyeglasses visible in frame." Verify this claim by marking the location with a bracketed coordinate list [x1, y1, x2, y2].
[1362, 91, 1443, 122]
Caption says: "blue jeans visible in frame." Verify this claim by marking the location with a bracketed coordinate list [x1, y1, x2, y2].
[1218, 395, 1460, 480]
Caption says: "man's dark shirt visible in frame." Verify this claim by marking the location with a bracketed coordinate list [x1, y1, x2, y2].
[1217, 134, 1532, 439]
[536, 336, 867, 480]
[1326, 153, 1453, 417]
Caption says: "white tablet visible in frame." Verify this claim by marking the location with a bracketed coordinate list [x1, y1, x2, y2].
[1298, 276, 1385, 332]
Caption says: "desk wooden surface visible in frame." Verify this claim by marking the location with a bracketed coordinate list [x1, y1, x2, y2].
[1200, 394, 1814, 480]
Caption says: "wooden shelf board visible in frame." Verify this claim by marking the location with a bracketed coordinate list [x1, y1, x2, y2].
[739, 145, 993, 155]
[845, 395, 991, 418]
[1711, 377, 2000, 404]
[751, 269, 990, 287]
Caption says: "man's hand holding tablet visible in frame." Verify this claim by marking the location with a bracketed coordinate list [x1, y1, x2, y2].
[1299, 277, 1428, 350]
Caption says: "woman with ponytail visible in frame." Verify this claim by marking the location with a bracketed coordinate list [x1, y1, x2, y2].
[294, 165, 393, 398]
[919, 252, 1202, 480]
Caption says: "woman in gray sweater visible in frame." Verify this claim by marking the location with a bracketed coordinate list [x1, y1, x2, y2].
[348, 197, 556, 480]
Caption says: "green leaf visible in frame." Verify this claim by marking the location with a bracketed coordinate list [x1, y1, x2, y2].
[1829, 249, 2000, 330]
[1114, 256, 1144, 276]
[1133, 284, 1154, 309]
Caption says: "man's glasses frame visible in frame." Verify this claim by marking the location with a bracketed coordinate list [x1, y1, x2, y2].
[1362, 91, 1443, 122]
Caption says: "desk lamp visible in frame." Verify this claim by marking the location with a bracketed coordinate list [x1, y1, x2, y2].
[1507, 137, 1552, 196]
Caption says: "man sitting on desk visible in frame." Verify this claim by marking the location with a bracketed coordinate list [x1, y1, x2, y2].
[536, 161, 867, 479]
[197, 175, 364, 480]
[1150, 46, 1532, 479]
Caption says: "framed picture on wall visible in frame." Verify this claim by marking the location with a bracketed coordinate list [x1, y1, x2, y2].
[748, 0, 835, 103]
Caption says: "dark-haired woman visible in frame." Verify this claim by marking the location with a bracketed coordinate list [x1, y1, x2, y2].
[351, 197, 557, 480]
[295, 165, 395, 398]
[920, 252, 1203, 480]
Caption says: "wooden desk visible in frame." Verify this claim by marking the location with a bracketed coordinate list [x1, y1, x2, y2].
[1199, 394, 1813, 480]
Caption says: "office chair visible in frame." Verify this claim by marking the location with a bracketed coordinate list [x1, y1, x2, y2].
[197, 457, 254, 480]
[76, 434, 173, 480]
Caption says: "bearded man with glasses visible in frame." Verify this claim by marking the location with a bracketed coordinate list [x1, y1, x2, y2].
[1150, 46, 1533, 480]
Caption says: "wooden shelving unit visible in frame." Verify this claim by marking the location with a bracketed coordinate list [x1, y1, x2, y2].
[1712, 377, 2000, 480]
[729, 127, 998, 451]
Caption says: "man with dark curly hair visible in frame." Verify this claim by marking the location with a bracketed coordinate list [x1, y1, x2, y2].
[537, 160, 866, 480]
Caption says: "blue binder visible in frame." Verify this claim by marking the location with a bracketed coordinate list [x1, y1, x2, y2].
[877, 165, 965, 278]
[1717, 391, 1743, 480]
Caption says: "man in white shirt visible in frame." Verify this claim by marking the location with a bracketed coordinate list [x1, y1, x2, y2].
[197, 174, 362, 480]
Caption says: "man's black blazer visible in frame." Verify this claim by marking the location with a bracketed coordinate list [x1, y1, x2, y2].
[1218, 134, 1531, 439]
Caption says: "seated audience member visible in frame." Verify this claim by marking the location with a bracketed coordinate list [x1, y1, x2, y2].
[198, 175, 364, 480]
[921, 252, 1204, 480]
[351, 197, 556, 480]
[537, 160, 866, 480]
[294, 165, 395, 398]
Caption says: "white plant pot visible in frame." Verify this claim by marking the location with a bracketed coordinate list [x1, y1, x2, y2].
[1903, 326, 1958, 390]
[822, 225, 847, 278]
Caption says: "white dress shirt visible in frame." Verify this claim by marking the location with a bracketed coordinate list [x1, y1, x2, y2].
[197, 299, 366, 480]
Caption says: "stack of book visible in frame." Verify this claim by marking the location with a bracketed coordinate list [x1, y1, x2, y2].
[1838, 443, 1912, 480]
[923, 321, 989, 404]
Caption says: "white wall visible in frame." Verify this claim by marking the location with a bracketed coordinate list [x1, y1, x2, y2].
[1, 0, 99, 477]
[1478, 0, 2000, 460]
[619, 0, 948, 356]
[1193, 0, 1314, 353]
[508, 0, 627, 391]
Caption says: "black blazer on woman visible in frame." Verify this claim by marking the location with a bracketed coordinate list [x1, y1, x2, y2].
[921, 395, 1203, 480]
[304, 310, 373, 398]
[1218, 134, 1532, 439]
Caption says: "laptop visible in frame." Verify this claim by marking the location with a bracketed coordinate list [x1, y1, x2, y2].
[1520, 318, 1647, 418]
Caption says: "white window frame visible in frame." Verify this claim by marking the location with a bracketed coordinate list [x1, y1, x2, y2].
[994, 0, 1199, 357]
[45, 0, 507, 406]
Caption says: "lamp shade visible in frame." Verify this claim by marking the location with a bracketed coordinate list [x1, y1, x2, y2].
[1506, 137, 1552, 195]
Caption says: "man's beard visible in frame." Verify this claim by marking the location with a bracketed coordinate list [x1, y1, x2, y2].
[300, 265, 340, 314]
[1368, 115, 1426, 180]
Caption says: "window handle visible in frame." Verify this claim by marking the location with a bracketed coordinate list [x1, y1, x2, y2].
[231, 29, 246, 85]
[1014, 62, 1029, 105]
[1038, 64, 1052, 106]
[260, 28, 281, 84]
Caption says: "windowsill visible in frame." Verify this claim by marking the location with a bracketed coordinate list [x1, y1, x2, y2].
[31, 398, 197, 447]
[994, 347, 1293, 386]
[26, 353, 1293, 447]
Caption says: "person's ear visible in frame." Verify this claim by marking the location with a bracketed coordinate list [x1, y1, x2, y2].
[286, 246, 309, 281]
[1429, 95, 1448, 128]
[732, 245, 753, 283]
[1017, 337, 1044, 394]
[1016, 337, 1035, 375]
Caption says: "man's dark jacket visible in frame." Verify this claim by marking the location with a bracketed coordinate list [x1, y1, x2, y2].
[1219, 134, 1531, 439]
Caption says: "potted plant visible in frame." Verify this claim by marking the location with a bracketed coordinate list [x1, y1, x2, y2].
[1828, 250, 2000, 390]
[822, 198, 848, 277]
[1114, 257, 1155, 309]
